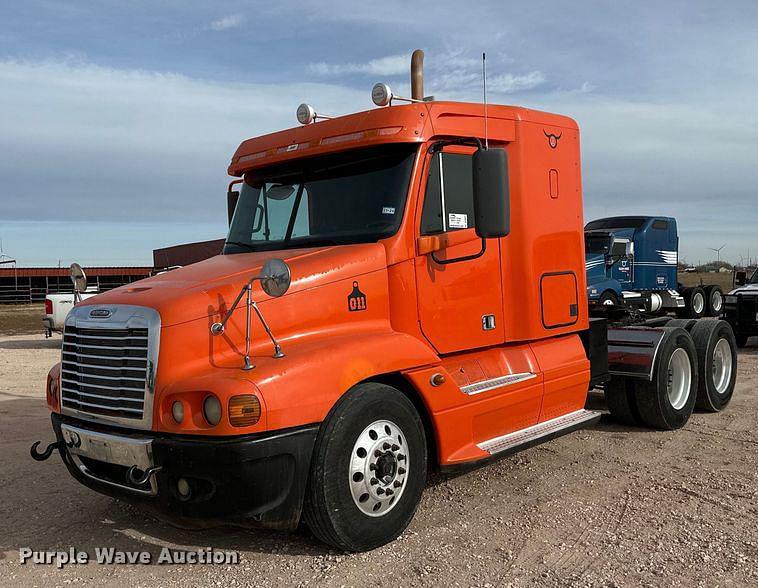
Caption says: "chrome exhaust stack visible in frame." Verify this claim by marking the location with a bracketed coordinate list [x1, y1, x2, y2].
[411, 49, 424, 100]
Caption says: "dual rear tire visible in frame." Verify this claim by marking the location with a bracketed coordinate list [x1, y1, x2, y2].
[605, 320, 737, 429]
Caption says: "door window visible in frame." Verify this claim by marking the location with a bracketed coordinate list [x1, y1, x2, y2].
[420, 152, 474, 235]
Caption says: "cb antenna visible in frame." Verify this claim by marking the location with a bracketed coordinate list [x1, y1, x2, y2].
[482, 52, 488, 149]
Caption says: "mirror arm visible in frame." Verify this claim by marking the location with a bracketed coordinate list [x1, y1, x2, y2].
[431, 238, 487, 266]
[210, 276, 257, 336]
[251, 300, 285, 358]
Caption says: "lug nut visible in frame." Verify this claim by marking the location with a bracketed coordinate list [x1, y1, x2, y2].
[394, 480, 402, 488]
[398, 467, 406, 475]
[369, 463, 377, 471]
[385, 488, 394, 496]
[383, 442, 391, 450]
[370, 477, 378, 485]
[374, 450, 382, 457]
[391, 444, 400, 451]
[398, 454, 406, 461]
[377, 488, 385, 495]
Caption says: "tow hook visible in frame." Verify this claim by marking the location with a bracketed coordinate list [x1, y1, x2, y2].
[126, 465, 162, 486]
[30, 440, 63, 461]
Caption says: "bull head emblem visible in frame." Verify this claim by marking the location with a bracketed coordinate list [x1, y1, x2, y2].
[543, 129, 562, 149]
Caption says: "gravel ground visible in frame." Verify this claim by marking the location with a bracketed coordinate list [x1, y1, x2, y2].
[0, 324, 756, 587]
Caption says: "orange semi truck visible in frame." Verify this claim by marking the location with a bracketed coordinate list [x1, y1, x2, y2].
[32, 51, 738, 551]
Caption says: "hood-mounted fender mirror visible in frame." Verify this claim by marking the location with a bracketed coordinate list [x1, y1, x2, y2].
[260, 258, 291, 298]
[69, 263, 87, 304]
[210, 258, 291, 370]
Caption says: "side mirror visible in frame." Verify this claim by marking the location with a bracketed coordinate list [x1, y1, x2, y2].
[472, 148, 510, 238]
[735, 271, 747, 286]
[227, 189, 240, 226]
[69, 263, 87, 304]
[260, 259, 291, 297]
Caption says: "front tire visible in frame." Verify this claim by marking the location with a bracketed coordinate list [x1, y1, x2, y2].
[303, 382, 427, 552]
[636, 328, 699, 430]
[599, 290, 619, 306]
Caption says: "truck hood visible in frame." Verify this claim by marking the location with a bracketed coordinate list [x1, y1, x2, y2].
[79, 243, 387, 327]
[729, 283, 758, 295]
[585, 253, 607, 282]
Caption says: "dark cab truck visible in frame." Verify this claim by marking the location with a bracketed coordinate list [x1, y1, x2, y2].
[724, 268, 758, 347]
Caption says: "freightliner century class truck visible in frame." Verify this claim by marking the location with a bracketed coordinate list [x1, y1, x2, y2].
[31, 51, 739, 552]
[585, 216, 723, 318]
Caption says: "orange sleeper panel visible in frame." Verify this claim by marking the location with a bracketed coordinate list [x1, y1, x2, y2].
[540, 271, 579, 329]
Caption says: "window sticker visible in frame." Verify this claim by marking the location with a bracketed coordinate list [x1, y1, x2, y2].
[448, 213, 468, 229]
[381, 206, 396, 215]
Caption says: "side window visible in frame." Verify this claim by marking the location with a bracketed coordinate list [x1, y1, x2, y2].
[420, 152, 474, 235]
[610, 240, 629, 257]
[652, 219, 669, 230]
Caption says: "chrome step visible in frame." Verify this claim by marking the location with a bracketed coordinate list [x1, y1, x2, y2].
[477, 409, 600, 456]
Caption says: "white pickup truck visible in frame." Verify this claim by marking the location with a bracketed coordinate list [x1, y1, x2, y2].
[43, 290, 98, 337]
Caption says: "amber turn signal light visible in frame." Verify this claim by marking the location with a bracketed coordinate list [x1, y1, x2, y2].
[228, 395, 261, 427]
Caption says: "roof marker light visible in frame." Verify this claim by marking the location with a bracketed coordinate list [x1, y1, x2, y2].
[296, 103, 332, 125]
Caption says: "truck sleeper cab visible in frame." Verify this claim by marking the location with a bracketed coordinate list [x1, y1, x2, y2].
[584, 216, 723, 318]
[33, 54, 739, 552]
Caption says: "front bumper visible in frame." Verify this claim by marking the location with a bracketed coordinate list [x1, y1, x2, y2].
[724, 295, 758, 336]
[51, 413, 318, 530]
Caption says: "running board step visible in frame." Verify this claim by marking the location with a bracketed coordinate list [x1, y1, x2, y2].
[477, 409, 601, 456]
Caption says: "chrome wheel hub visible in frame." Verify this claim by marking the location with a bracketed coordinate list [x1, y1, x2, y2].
[349, 419, 408, 517]
[711, 291, 723, 313]
[693, 292, 705, 315]
[667, 347, 692, 410]
[712, 338, 733, 395]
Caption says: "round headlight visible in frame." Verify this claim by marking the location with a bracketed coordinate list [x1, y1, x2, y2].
[171, 401, 184, 424]
[203, 395, 222, 426]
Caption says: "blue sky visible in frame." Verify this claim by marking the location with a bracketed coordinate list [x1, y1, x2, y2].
[1, 1, 757, 266]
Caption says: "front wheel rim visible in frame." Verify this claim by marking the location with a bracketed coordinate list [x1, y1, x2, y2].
[712, 338, 733, 395]
[667, 347, 692, 410]
[692, 292, 705, 314]
[349, 419, 408, 517]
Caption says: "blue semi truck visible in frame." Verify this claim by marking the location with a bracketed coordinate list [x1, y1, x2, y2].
[585, 216, 723, 318]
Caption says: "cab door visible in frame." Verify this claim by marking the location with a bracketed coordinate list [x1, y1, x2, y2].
[413, 147, 505, 354]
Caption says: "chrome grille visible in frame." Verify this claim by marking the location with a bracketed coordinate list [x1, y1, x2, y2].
[59, 305, 159, 429]
[61, 326, 148, 420]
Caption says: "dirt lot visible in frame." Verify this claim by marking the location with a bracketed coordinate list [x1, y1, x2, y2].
[678, 271, 735, 291]
[0, 309, 756, 587]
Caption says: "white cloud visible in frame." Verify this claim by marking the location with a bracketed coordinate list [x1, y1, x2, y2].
[309, 50, 545, 95]
[486, 71, 545, 94]
[209, 14, 243, 31]
[0, 58, 367, 226]
[308, 54, 409, 77]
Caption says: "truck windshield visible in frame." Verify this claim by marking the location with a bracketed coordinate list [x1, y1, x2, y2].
[750, 269, 758, 284]
[224, 144, 417, 253]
